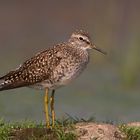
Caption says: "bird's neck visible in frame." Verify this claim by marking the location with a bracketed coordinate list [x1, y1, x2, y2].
[68, 40, 88, 50]
[67, 42, 89, 63]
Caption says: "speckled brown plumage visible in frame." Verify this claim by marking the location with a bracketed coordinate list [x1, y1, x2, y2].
[0, 30, 106, 91]
[0, 30, 106, 127]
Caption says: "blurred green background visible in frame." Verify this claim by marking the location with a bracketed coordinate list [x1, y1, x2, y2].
[0, 0, 140, 123]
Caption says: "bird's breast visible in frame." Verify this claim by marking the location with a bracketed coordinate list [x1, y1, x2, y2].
[51, 51, 89, 88]
[30, 49, 89, 90]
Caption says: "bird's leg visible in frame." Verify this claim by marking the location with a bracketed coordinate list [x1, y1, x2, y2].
[44, 88, 50, 128]
[50, 89, 55, 127]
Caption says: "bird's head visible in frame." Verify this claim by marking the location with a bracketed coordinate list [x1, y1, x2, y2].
[69, 30, 106, 55]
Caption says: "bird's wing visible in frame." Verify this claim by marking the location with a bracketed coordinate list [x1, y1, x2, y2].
[0, 46, 63, 91]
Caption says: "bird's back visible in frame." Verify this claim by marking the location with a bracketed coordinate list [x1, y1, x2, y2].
[0, 43, 89, 91]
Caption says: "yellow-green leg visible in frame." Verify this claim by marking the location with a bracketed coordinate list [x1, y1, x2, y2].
[44, 88, 50, 128]
[50, 90, 55, 127]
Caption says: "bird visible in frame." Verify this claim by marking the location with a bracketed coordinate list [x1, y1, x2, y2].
[0, 30, 106, 128]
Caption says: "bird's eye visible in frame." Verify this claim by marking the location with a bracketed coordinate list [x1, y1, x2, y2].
[79, 37, 84, 40]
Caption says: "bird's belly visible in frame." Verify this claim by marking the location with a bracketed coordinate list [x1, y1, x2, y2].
[30, 60, 88, 90]
[53, 62, 88, 88]
[56, 69, 81, 86]
[31, 66, 86, 90]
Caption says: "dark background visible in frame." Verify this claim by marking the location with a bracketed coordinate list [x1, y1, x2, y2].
[0, 0, 140, 123]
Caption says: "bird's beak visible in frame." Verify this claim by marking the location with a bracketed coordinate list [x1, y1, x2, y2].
[91, 44, 107, 55]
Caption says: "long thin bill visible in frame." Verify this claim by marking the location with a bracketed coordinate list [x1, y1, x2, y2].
[92, 44, 107, 55]
[93, 47, 107, 55]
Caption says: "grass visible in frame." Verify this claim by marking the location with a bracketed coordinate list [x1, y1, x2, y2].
[0, 118, 77, 140]
[0, 116, 95, 140]
[1, 117, 140, 140]
[119, 124, 140, 140]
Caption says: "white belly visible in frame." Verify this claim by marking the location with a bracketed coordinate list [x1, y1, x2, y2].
[29, 50, 89, 90]
[29, 62, 88, 90]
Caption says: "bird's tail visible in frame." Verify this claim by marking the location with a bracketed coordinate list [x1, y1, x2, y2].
[0, 75, 15, 91]
[0, 77, 7, 91]
[0, 71, 27, 91]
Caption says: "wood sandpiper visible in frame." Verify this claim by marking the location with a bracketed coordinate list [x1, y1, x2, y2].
[0, 30, 106, 128]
